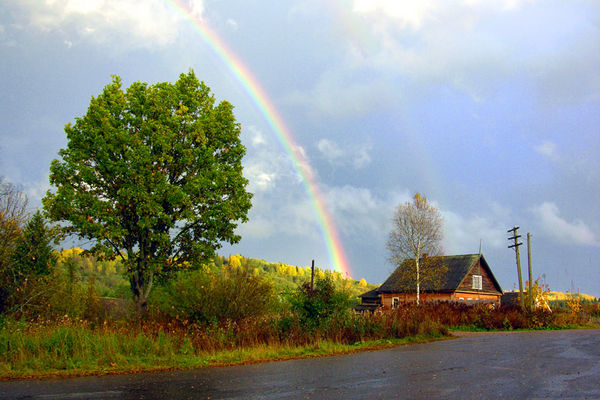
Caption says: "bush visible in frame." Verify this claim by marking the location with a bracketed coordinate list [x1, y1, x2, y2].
[5, 268, 107, 322]
[150, 266, 277, 325]
[287, 277, 352, 331]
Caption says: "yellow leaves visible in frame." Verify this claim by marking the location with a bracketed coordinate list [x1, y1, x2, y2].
[567, 296, 582, 314]
[286, 265, 298, 276]
[228, 254, 242, 269]
[176, 104, 189, 116]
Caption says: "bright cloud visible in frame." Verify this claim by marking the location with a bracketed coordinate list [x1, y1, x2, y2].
[324, 186, 411, 237]
[242, 127, 294, 193]
[442, 207, 510, 254]
[534, 141, 558, 159]
[532, 202, 600, 247]
[16, 0, 191, 48]
[244, 164, 277, 192]
[352, 0, 436, 30]
[188, 0, 205, 19]
[317, 139, 344, 160]
[345, 0, 600, 104]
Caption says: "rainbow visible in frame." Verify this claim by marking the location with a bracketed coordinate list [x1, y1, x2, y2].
[163, 1, 352, 277]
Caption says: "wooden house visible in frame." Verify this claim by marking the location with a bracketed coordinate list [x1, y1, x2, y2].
[358, 254, 503, 309]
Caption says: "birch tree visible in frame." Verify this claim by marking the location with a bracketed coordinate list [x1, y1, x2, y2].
[387, 193, 445, 305]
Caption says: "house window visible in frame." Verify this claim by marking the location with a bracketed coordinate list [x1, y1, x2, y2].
[472, 275, 482, 290]
[392, 297, 399, 308]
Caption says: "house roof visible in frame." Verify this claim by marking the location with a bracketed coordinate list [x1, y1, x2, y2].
[378, 254, 503, 294]
[358, 288, 380, 299]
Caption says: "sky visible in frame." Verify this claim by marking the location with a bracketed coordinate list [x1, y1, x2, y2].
[1, 0, 599, 296]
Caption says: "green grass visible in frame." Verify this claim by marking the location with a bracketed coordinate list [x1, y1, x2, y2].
[0, 321, 447, 379]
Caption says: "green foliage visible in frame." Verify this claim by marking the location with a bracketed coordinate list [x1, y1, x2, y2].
[2, 208, 59, 314]
[5, 263, 109, 322]
[150, 266, 276, 324]
[288, 277, 353, 330]
[43, 71, 252, 311]
[12, 211, 57, 277]
[55, 248, 129, 299]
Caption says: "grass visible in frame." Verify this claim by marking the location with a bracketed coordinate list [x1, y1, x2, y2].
[0, 319, 447, 379]
[2, 300, 598, 380]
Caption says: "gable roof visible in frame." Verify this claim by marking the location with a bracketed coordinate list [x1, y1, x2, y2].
[358, 288, 380, 299]
[378, 254, 502, 294]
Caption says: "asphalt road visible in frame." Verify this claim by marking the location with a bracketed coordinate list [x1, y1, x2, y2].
[1, 329, 599, 400]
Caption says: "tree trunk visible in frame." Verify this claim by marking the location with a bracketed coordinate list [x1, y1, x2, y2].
[416, 257, 420, 306]
[130, 269, 153, 315]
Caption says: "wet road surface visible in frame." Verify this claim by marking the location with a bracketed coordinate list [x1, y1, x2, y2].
[1, 329, 599, 399]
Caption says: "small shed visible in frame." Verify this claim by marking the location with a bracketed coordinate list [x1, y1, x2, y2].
[354, 288, 381, 312]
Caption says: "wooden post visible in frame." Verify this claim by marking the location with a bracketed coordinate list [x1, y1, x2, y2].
[508, 226, 525, 311]
[516, 243, 525, 311]
[527, 233, 533, 312]
[311, 259, 315, 290]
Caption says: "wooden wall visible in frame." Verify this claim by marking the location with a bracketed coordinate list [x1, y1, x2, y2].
[380, 290, 501, 307]
[456, 259, 500, 294]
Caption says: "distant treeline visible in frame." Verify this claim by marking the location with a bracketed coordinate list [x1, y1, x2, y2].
[50, 249, 372, 300]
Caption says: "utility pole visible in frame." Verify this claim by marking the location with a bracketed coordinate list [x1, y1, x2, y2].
[310, 259, 315, 290]
[508, 226, 525, 310]
[527, 233, 533, 311]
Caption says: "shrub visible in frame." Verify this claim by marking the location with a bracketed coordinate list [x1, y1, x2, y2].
[287, 277, 352, 331]
[150, 266, 277, 325]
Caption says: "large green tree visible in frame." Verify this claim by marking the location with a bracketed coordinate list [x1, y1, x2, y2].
[43, 71, 252, 312]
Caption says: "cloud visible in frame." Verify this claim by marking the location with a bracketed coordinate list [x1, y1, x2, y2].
[352, 0, 436, 31]
[286, 69, 394, 117]
[345, 0, 600, 104]
[317, 139, 344, 160]
[442, 205, 511, 254]
[226, 18, 238, 30]
[244, 164, 277, 192]
[534, 141, 558, 159]
[462, 0, 538, 12]
[188, 0, 205, 19]
[322, 188, 515, 256]
[13, 0, 195, 49]
[242, 126, 293, 193]
[23, 176, 52, 207]
[317, 138, 372, 169]
[246, 126, 266, 148]
[324, 186, 411, 237]
[532, 202, 600, 247]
